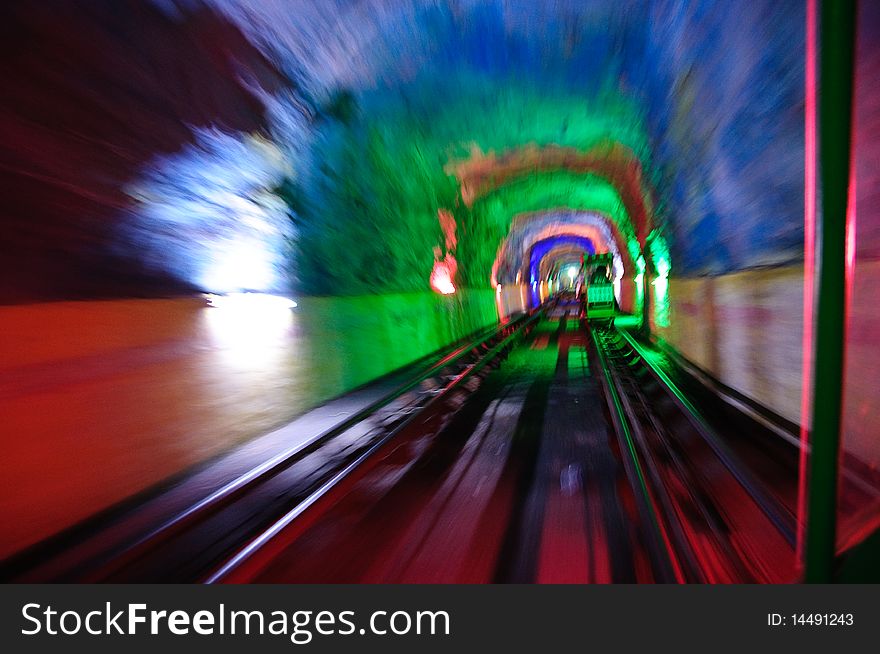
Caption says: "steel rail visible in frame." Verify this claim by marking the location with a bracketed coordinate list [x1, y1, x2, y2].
[206, 307, 546, 583]
[70, 311, 539, 581]
[588, 324, 685, 583]
[617, 328, 797, 548]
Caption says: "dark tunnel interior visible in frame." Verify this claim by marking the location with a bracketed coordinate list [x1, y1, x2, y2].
[0, 0, 878, 584]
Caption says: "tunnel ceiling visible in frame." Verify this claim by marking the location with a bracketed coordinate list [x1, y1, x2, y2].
[0, 0, 806, 301]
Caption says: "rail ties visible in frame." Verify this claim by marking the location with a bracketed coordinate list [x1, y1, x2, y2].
[590, 322, 798, 583]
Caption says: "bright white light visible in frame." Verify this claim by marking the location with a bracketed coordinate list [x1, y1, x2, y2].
[203, 293, 296, 370]
[203, 240, 279, 294]
[655, 258, 671, 279]
[566, 265, 579, 279]
[430, 277, 455, 295]
[205, 292, 297, 310]
[124, 129, 293, 295]
[430, 259, 456, 295]
[651, 275, 669, 296]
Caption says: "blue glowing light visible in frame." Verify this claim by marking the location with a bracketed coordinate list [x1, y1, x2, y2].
[121, 128, 294, 294]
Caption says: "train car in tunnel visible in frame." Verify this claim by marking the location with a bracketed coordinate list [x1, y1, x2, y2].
[0, 0, 878, 585]
[584, 253, 616, 323]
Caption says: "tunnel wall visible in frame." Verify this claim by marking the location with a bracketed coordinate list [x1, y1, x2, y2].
[652, 267, 803, 427]
[633, 0, 807, 437]
[654, 0, 880, 552]
[0, 289, 498, 559]
[294, 290, 500, 400]
[640, 0, 805, 276]
[495, 284, 530, 321]
[0, 1, 806, 303]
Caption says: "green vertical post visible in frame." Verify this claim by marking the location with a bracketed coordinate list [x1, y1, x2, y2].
[805, 0, 856, 583]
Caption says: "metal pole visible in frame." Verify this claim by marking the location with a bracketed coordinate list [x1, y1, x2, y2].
[805, 0, 856, 583]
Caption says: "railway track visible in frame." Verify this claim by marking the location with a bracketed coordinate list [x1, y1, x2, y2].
[6, 302, 802, 583]
[590, 325, 798, 582]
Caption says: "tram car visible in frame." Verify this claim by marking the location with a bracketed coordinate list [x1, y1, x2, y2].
[584, 254, 616, 323]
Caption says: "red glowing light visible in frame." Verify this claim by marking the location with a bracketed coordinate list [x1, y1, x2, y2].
[430, 255, 457, 295]
[796, 0, 817, 565]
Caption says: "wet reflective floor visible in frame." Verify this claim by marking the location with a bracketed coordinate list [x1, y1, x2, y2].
[0, 293, 497, 559]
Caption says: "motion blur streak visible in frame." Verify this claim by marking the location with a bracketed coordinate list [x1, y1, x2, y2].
[796, 0, 818, 565]
[123, 130, 294, 294]
[0, 0, 878, 582]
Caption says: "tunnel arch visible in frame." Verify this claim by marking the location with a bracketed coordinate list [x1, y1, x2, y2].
[490, 210, 629, 288]
[448, 141, 656, 247]
[527, 235, 595, 284]
[485, 210, 636, 310]
[456, 171, 644, 298]
[15, 0, 798, 307]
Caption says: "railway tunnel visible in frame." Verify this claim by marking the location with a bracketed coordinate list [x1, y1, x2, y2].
[0, 0, 878, 583]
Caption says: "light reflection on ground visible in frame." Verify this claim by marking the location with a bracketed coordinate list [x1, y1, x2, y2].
[0, 291, 500, 559]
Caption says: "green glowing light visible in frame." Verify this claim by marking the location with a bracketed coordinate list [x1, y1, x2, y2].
[289, 71, 654, 297]
[647, 232, 671, 328]
[634, 254, 646, 315]
[647, 230, 671, 278]
[652, 275, 670, 327]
